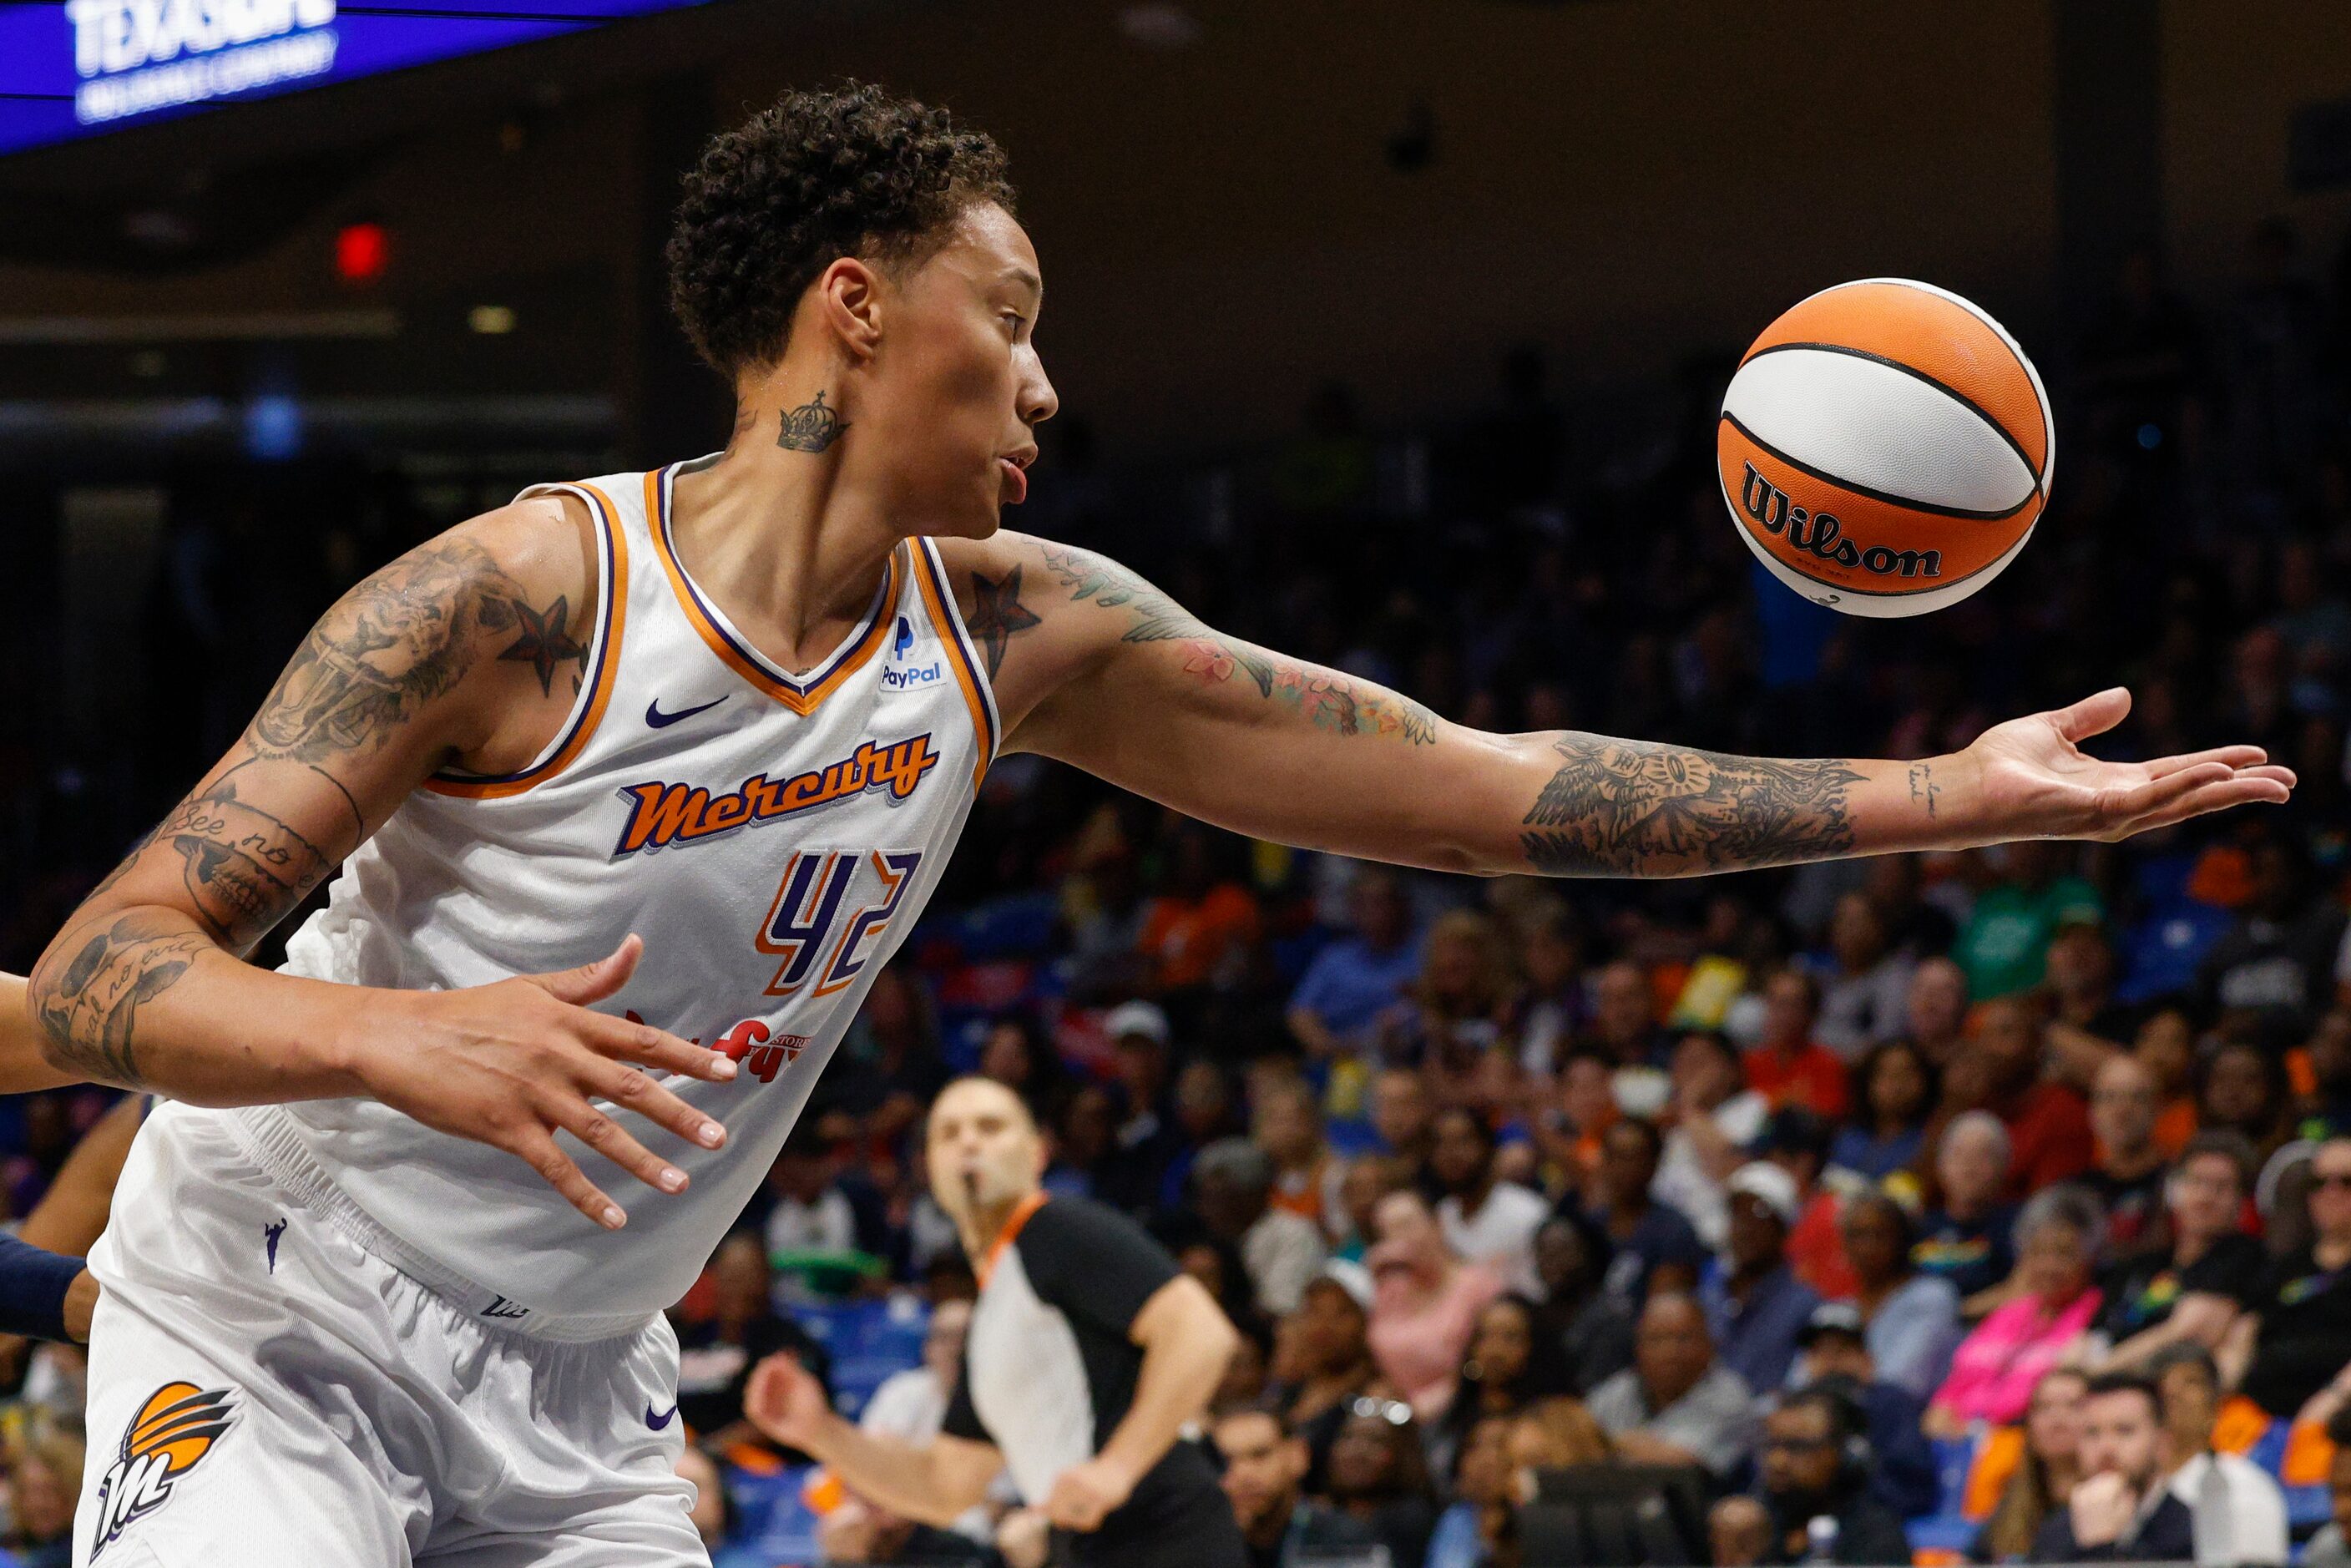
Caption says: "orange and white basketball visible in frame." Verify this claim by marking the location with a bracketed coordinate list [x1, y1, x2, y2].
[1716, 278, 2052, 618]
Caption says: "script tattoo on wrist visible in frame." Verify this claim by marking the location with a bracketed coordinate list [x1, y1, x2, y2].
[1519, 734, 1863, 875]
[252, 538, 584, 762]
[1908, 761, 1941, 820]
[1034, 543, 1437, 745]
[29, 913, 213, 1085]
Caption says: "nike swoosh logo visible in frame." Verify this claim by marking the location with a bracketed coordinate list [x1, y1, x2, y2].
[646, 1402, 679, 1430]
[645, 695, 726, 729]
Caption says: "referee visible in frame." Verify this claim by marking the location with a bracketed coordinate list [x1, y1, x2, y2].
[747, 1076, 1246, 1568]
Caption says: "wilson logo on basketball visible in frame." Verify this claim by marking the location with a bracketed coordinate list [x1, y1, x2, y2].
[90, 1382, 235, 1558]
[1737, 463, 1943, 579]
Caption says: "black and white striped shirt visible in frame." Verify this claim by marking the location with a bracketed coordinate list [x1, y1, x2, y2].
[943, 1195, 1241, 1568]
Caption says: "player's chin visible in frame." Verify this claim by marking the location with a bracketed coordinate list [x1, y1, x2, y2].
[914, 495, 1006, 541]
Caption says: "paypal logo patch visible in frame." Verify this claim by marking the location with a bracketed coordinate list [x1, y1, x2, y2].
[883, 615, 943, 690]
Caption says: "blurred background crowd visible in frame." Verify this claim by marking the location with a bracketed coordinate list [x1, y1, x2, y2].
[1, 0, 2350, 1559]
[0, 206, 2343, 1566]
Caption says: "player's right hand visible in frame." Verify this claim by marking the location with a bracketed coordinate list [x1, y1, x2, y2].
[346, 933, 734, 1230]
[745, 1352, 832, 1450]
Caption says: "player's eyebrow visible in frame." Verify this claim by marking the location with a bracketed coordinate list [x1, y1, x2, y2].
[1003, 266, 1042, 301]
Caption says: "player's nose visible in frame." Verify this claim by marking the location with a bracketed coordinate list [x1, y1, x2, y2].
[1019, 355, 1058, 427]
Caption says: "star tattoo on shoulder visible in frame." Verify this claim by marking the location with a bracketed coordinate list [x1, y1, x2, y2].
[966, 566, 1041, 678]
[498, 594, 587, 696]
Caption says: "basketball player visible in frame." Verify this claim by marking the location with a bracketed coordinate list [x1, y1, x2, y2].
[744, 1075, 1245, 1568]
[28, 83, 2291, 1567]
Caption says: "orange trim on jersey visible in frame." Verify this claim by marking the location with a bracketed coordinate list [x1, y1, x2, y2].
[912, 542, 995, 789]
[425, 481, 631, 800]
[646, 467, 900, 716]
[977, 1190, 1049, 1289]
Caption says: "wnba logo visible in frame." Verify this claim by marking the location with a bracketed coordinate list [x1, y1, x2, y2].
[90, 1382, 235, 1557]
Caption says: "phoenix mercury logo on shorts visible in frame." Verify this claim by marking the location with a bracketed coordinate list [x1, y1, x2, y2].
[90, 1381, 235, 1558]
[611, 733, 939, 857]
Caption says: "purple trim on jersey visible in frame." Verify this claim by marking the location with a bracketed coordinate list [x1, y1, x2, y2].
[913, 536, 1002, 761]
[428, 483, 621, 786]
[655, 463, 896, 698]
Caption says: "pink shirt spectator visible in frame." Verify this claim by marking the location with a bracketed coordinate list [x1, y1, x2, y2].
[1366, 1260, 1503, 1415]
[1929, 1287, 2101, 1427]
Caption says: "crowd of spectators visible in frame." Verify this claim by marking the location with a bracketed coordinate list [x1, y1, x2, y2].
[0, 223, 2348, 1567]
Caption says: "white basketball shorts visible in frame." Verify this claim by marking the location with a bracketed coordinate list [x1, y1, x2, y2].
[74, 1101, 708, 1568]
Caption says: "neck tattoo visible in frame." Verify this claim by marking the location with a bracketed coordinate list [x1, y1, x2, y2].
[776, 389, 847, 453]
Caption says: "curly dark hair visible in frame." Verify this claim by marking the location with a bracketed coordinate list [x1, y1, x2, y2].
[665, 81, 1017, 377]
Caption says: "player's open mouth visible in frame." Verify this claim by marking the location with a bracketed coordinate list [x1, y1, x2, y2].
[999, 458, 1028, 505]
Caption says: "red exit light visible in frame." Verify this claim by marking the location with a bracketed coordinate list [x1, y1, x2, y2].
[335, 222, 389, 283]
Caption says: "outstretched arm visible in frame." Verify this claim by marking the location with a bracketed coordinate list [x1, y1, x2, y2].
[960, 534, 2292, 876]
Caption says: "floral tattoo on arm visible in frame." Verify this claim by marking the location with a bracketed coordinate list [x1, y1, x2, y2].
[1034, 542, 1437, 745]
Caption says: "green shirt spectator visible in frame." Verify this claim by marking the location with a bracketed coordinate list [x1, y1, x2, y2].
[1954, 845, 2104, 999]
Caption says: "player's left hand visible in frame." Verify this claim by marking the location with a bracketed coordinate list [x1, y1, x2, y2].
[1959, 687, 2294, 842]
[1041, 1454, 1137, 1532]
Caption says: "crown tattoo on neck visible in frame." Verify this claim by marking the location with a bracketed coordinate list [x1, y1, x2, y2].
[776, 389, 847, 453]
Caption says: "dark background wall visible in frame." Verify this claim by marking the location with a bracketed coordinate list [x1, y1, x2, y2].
[1, 0, 2348, 458]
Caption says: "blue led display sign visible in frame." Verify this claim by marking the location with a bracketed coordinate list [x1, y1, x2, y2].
[0, 0, 716, 157]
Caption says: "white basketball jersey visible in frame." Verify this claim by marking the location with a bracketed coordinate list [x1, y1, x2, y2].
[229, 456, 998, 1338]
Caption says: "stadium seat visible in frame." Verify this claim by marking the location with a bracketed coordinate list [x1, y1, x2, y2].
[715, 1461, 823, 1567]
[792, 1295, 931, 1419]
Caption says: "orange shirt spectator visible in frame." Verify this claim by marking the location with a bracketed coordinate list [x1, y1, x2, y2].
[2153, 1096, 2198, 1159]
[1787, 1187, 1859, 1301]
[1757, 1105, 1858, 1299]
[1138, 883, 1259, 989]
[1971, 996, 2096, 1201]
[1744, 1042, 1851, 1120]
[1135, 826, 1263, 991]
[1742, 970, 1850, 1119]
[1999, 1080, 2094, 1200]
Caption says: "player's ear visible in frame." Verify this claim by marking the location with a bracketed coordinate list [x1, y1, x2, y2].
[811, 255, 883, 362]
